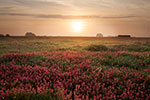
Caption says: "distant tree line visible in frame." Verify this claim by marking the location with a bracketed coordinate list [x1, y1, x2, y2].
[118, 35, 131, 37]
[0, 32, 36, 37]
[96, 33, 131, 38]
[0, 34, 10, 37]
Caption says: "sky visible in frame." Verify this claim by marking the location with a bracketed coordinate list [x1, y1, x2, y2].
[0, 0, 150, 37]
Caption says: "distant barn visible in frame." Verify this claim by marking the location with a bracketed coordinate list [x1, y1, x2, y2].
[118, 35, 131, 37]
[25, 32, 36, 37]
[96, 33, 103, 37]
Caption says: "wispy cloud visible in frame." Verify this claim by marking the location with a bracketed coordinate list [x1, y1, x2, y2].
[0, 6, 15, 12]
[13, 0, 68, 8]
[0, 13, 137, 19]
[0, 0, 149, 17]
[0, 0, 71, 14]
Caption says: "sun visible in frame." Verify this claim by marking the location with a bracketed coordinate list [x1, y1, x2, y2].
[71, 20, 83, 32]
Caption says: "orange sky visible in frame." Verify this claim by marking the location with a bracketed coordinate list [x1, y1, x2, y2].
[0, 0, 150, 37]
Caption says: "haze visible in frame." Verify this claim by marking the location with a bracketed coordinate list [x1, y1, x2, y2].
[0, 0, 150, 37]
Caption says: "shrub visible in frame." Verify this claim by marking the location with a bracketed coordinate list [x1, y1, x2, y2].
[85, 44, 108, 51]
[6, 34, 10, 37]
[0, 54, 46, 66]
[111, 44, 150, 52]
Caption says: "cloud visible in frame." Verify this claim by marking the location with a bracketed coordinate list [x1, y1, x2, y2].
[0, 0, 149, 17]
[0, 0, 71, 14]
[0, 13, 137, 19]
[12, 0, 69, 8]
[0, 6, 14, 11]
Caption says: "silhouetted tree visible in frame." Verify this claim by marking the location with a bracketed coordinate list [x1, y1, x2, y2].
[96, 33, 103, 37]
[25, 32, 36, 37]
[6, 34, 10, 37]
[0, 34, 4, 37]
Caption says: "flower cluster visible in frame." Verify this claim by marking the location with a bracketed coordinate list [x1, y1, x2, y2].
[0, 51, 150, 100]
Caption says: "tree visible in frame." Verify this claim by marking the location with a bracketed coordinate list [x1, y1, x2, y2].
[25, 32, 36, 37]
[96, 33, 103, 37]
[6, 34, 10, 37]
[0, 34, 4, 37]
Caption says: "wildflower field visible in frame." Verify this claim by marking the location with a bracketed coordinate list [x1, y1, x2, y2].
[0, 37, 150, 100]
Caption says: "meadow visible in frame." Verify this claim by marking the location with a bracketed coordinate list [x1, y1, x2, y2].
[0, 37, 150, 100]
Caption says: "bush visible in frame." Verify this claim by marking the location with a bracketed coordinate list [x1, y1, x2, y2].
[85, 44, 108, 51]
[0, 34, 4, 37]
[111, 45, 150, 52]
[6, 34, 10, 37]
[0, 54, 46, 66]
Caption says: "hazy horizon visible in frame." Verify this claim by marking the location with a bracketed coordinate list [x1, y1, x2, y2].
[0, 0, 150, 37]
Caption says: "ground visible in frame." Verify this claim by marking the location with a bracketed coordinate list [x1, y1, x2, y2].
[0, 37, 150, 55]
[0, 37, 150, 100]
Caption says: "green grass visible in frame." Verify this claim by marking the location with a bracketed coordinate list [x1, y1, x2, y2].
[111, 44, 150, 52]
[0, 54, 46, 66]
[0, 37, 150, 56]
[85, 44, 108, 51]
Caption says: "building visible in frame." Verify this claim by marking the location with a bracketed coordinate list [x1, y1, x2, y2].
[118, 35, 131, 37]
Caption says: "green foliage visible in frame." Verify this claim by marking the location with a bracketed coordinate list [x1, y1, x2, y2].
[0, 37, 150, 55]
[91, 53, 148, 70]
[112, 44, 150, 52]
[85, 44, 108, 51]
[56, 48, 73, 51]
[0, 54, 46, 66]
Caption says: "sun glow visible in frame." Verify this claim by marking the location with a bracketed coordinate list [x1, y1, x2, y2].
[71, 20, 83, 32]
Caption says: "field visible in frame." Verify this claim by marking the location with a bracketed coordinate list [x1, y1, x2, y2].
[0, 37, 150, 100]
